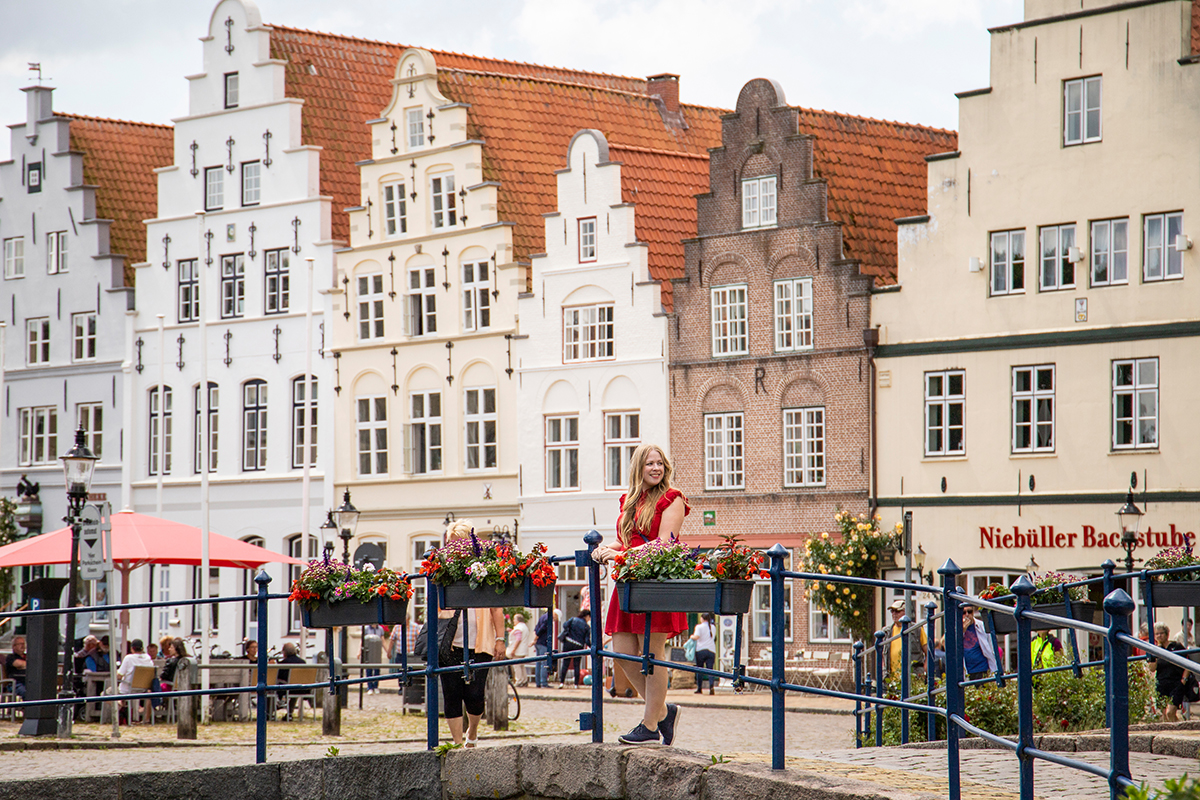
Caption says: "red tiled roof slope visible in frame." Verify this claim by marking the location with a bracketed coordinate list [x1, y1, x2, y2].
[795, 108, 957, 285]
[1192, 0, 1200, 55]
[610, 145, 710, 311]
[65, 115, 173, 286]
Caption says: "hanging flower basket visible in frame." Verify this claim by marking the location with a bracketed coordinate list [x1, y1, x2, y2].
[983, 601, 1096, 635]
[304, 596, 408, 628]
[1147, 581, 1200, 608]
[617, 579, 754, 615]
[439, 577, 556, 609]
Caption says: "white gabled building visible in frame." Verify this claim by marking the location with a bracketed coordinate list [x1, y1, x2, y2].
[127, 0, 337, 654]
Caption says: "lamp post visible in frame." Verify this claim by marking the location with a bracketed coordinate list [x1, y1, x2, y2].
[1118, 488, 1143, 575]
[333, 490, 358, 707]
[59, 427, 97, 736]
[319, 510, 337, 558]
[1026, 554, 1039, 575]
[902, 511, 914, 619]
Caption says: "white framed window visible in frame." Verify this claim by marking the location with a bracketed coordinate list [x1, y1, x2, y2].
[990, 230, 1025, 295]
[18, 407, 57, 466]
[753, 559, 792, 641]
[221, 254, 245, 318]
[356, 395, 388, 475]
[710, 285, 748, 356]
[1091, 218, 1128, 286]
[410, 537, 441, 624]
[148, 386, 173, 476]
[783, 406, 824, 487]
[241, 380, 267, 471]
[604, 412, 640, 489]
[406, 391, 442, 475]
[545, 415, 579, 491]
[704, 412, 744, 490]
[157, 568, 171, 637]
[46, 231, 68, 274]
[1012, 365, 1055, 453]
[241, 161, 261, 206]
[4, 237, 24, 279]
[809, 597, 851, 643]
[205, 167, 224, 211]
[578, 218, 597, 262]
[72, 312, 97, 362]
[431, 174, 457, 229]
[224, 72, 239, 109]
[357, 273, 385, 340]
[1113, 358, 1158, 450]
[291, 376, 317, 469]
[26, 317, 49, 365]
[464, 387, 497, 471]
[1063, 75, 1101, 146]
[462, 261, 491, 332]
[1143, 212, 1185, 282]
[405, 267, 437, 336]
[178, 259, 200, 323]
[1039, 224, 1075, 291]
[193, 382, 218, 474]
[774, 277, 813, 352]
[264, 248, 289, 314]
[406, 107, 425, 149]
[563, 304, 614, 362]
[77, 402, 103, 460]
[287, 535, 318, 633]
[925, 370, 965, 456]
[383, 181, 407, 237]
[742, 175, 777, 229]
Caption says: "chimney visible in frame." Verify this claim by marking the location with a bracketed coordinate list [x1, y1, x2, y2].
[647, 73, 680, 115]
[24, 85, 54, 130]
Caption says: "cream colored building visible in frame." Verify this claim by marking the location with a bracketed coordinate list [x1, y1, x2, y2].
[871, 0, 1200, 631]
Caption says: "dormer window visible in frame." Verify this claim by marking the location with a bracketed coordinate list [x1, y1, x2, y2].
[742, 175, 777, 229]
[406, 108, 425, 149]
[224, 72, 239, 109]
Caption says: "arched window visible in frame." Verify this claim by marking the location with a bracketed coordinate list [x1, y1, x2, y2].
[194, 382, 219, 473]
[287, 534, 317, 634]
[292, 376, 317, 468]
[242, 380, 267, 471]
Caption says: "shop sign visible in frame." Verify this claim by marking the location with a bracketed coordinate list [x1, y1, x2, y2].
[979, 524, 1195, 551]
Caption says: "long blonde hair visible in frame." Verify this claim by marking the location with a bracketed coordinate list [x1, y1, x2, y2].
[446, 518, 475, 543]
[618, 444, 674, 547]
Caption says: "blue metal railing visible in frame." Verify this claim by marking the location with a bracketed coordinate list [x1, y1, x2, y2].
[5, 535, 1196, 799]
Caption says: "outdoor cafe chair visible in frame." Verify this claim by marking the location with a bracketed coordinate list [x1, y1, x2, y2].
[129, 665, 156, 724]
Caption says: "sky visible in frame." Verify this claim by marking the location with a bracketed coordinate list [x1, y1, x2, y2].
[0, 0, 1023, 161]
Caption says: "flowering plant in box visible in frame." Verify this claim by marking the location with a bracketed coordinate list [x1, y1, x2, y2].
[1031, 572, 1087, 605]
[1145, 544, 1200, 581]
[611, 534, 703, 581]
[709, 532, 766, 581]
[288, 552, 413, 611]
[419, 531, 556, 594]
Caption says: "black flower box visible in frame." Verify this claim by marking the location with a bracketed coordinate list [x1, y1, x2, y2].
[303, 596, 408, 628]
[438, 578, 556, 609]
[983, 601, 1096, 634]
[617, 579, 754, 615]
[1148, 581, 1200, 608]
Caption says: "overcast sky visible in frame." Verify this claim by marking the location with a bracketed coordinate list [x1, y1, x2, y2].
[0, 0, 1024, 161]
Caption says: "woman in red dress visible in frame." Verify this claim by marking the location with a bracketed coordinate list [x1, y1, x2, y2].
[592, 443, 688, 745]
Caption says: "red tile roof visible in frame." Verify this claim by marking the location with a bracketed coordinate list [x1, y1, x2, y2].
[610, 145, 711, 310]
[1193, 0, 1200, 56]
[64, 115, 173, 286]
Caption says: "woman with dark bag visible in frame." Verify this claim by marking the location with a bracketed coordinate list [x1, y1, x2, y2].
[591, 443, 689, 746]
[438, 519, 506, 747]
[690, 613, 717, 694]
[557, 609, 591, 686]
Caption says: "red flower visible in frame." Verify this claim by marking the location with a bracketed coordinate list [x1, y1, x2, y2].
[759, 570, 770, 579]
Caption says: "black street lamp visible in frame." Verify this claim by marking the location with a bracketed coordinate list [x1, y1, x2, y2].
[1118, 488, 1144, 575]
[59, 427, 97, 735]
[319, 510, 337, 559]
[332, 489, 358, 708]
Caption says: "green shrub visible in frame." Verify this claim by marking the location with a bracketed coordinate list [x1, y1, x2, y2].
[1123, 774, 1200, 800]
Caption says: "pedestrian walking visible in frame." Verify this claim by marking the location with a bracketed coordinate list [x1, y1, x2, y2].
[1149, 622, 1200, 722]
[690, 612, 717, 694]
[506, 612, 531, 686]
[557, 609, 591, 686]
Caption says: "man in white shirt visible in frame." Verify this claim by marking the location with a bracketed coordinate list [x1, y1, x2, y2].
[117, 639, 153, 694]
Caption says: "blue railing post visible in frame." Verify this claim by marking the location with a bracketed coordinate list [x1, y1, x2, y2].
[767, 543, 788, 771]
[1105, 588, 1135, 800]
[1102, 559, 1115, 730]
[899, 614, 910, 744]
[924, 600, 938, 742]
[254, 569, 271, 764]
[584, 530, 603, 743]
[873, 629, 885, 747]
[426, 577, 440, 750]
[853, 641, 863, 748]
[939, 558, 963, 800]
[1011, 574, 1036, 800]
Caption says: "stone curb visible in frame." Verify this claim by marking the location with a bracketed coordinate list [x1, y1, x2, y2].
[520, 691, 855, 716]
[897, 731, 1200, 759]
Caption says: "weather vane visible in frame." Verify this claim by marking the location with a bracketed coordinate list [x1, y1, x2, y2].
[28, 63, 42, 83]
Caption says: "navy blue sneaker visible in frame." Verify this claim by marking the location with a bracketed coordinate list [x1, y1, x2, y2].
[658, 703, 681, 746]
[618, 723, 661, 745]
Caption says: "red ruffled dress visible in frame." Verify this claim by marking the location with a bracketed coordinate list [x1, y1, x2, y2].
[604, 489, 690, 637]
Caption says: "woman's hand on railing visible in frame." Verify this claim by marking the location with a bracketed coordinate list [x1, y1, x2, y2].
[591, 545, 620, 564]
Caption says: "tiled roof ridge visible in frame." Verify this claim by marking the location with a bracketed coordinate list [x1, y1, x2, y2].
[792, 104, 956, 137]
[607, 143, 711, 160]
[55, 112, 171, 130]
[268, 23, 649, 89]
[436, 65, 662, 101]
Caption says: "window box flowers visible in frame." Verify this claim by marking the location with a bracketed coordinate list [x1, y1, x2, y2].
[613, 534, 757, 615]
[420, 534, 556, 609]
[978, 575, 1094, 634]
[289, 554, 413, 628]
[1144, 545, 1200, 607]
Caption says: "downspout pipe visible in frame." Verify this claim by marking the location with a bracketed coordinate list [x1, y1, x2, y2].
[862, 327, 880, 517]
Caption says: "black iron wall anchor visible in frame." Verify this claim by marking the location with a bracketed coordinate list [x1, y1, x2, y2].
[272, 325, 282, 363]
[458, 187, 468, 226]
[247, 222, 257, 260]
[425, 107, 436, 144]
[504, 333, 514, 377]
[387, 252, 396, 299]
[224, 16, 235, 53]
[441, 247, 450, 290]
[318, 321, 325, 357]
[204, 229, 214, 266]
[291, 217, 302, 254]
[262, 130, 273, 167]
[162, 233, 171, 270]
[189, 141, 199, 177]
[341, 274, 350, 320]
[491, 251, 499, 299]
[366, 198, 374, 240]
[223, 330, 233, 367]
[390, 348, 399, 394]
[445, 340, 454, 384]
[135, 337, 145, 374]
[176, 333, 186, 370]
[390, 121, 398, 155]
[225, 136, 236, 173]
[333, 351, 342, 395]
[409, 161, 417, 200]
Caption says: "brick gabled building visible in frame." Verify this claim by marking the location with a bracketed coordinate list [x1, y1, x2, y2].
[669, 78, 956, 657]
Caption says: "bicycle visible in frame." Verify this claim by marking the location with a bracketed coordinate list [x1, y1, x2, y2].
[507, 666, 520, 721]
